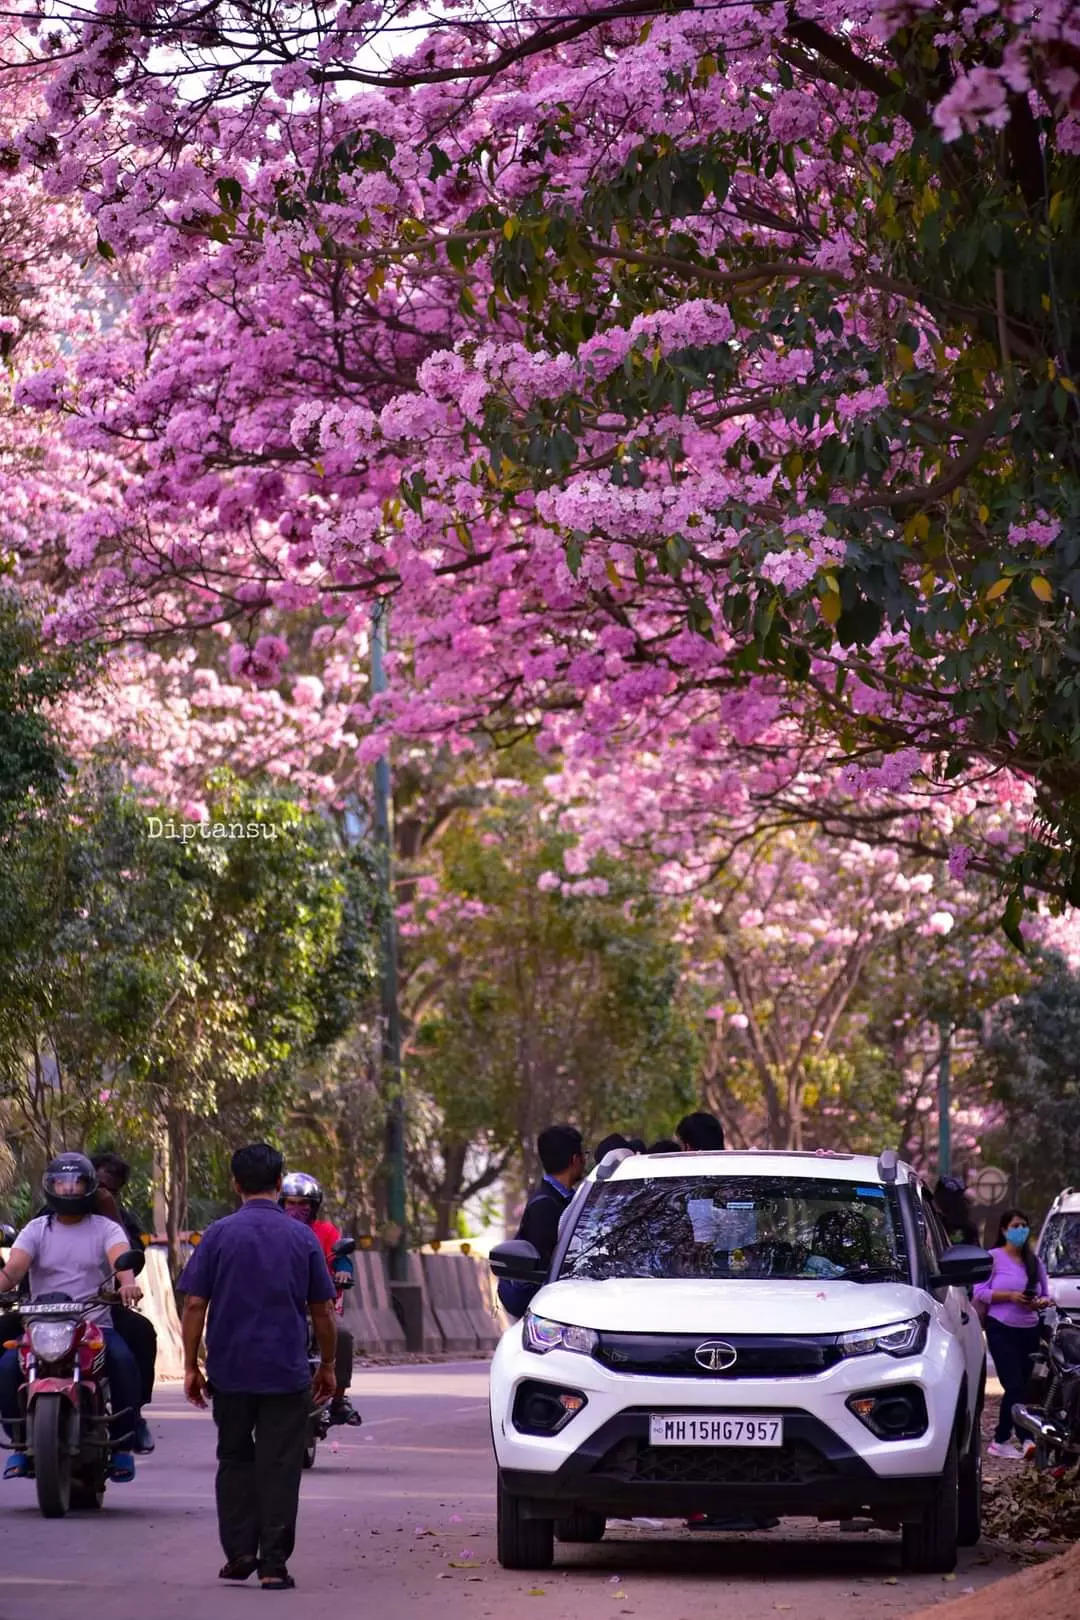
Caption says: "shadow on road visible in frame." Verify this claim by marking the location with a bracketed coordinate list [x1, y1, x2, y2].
[552, 1526, 971, 1580]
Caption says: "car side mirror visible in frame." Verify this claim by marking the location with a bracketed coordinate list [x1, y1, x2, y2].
[489, 1240, 547, 1282]
[332, 1237, 356, 1258]
[113, 1248, 146, 1278]
[0, 1224, 15, 1248]
[931, 1244, 992, 1289]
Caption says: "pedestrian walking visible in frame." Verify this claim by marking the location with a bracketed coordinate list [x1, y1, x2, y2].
[675, 1111, 726, 1150]
[974, 1207, 1051, 1459]
[498, 1124, 585, 1320]
[179, 1143, 338, 1590]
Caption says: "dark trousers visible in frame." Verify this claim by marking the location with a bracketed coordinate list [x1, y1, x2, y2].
[986, 1316, 1041, 1442]
[335, 1326, 353, 1394]
[0, 1329, 141, 1448]
[212, 1389, 310, 1576]
[111, 1306, 157, 1408]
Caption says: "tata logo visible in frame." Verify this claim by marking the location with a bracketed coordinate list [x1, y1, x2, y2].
[694, 1340, 738, 1372]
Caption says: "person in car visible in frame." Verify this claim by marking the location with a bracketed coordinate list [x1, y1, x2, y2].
[497, 1124, 585, 1320]
[975, 1208, 1051, 1459]
[675, 1112, 726, 1150]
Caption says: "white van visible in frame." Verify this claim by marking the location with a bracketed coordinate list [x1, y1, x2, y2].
[1037, 1188, 1080, 1320]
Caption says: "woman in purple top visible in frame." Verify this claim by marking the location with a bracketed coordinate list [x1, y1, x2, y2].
[974, 1208, 1051, 1459]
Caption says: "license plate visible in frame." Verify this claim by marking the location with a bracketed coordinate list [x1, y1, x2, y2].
[648, 1414, 783, 1447]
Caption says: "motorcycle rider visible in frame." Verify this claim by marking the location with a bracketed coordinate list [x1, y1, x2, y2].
[91, 1152, 157, 1455]
[279, 1172, 361, 1427]
[0, 1152, 143, 1482]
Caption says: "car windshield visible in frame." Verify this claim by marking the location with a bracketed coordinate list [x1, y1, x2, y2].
[1040, 1213, 1080, 1278]
[559, 1175, 909, 1283]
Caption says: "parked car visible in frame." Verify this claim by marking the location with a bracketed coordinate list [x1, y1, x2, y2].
[1036, 1188, 1080, 1322]
[489, 1147, 990, 1574]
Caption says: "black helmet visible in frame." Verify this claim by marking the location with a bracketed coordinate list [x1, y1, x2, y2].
[279, 1171, 323, 1217]
[42, 1152, 99, 1216]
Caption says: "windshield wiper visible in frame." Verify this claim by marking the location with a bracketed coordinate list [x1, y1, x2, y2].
[832, 1264, 907, 1283]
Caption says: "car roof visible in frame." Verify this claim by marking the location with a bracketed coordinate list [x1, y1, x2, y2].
[1046, 1188, 1080, 1214]
[592, 1149, 914, 1187]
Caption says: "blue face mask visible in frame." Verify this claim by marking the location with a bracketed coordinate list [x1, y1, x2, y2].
[1006, 1226, 1030, 1247]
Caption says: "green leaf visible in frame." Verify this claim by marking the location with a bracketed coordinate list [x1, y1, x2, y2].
[1001, 892, 1027, 953]
[216, 177, 242, 213]
[428, 145, 452, 180]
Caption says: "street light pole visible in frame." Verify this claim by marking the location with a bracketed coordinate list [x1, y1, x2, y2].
[937, 1015, 952, 1180]
[371, 602, 407, 1284]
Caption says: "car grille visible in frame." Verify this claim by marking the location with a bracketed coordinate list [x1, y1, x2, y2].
[592, 1436, 838, 1486]
[593, 1332, 841, 1378]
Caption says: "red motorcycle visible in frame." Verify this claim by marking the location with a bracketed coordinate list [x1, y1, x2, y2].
[0, 1244, 145, 1517]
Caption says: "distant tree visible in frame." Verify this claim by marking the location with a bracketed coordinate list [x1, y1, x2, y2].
[975, 954, 1080, 1215]
[402, 788, 701, 1238]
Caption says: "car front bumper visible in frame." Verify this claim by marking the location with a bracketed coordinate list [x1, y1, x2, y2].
[490, 1326, 964, 1520]
[498, 1406, 944, 1520]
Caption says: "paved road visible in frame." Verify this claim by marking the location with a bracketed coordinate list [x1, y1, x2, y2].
[0, 1362, 1019, 1620]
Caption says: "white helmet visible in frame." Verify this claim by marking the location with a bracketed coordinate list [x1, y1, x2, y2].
[279, 1171, 323, 1218]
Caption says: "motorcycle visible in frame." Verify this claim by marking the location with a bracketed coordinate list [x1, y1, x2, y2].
[303, 1235, 356, 1470]
[1013, 1304, 1080, 1465]
[0, 1243, 146, 1517]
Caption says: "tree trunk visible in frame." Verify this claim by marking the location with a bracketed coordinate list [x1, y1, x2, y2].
[163, 1104, 189, 1278]
[433, 1140, 468, 1241]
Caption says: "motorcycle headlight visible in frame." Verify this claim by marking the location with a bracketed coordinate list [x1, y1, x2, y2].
[837, 1315, 929, 1359]
[28, 1320, 77, 1359]
[523, 1313, 598, 1356]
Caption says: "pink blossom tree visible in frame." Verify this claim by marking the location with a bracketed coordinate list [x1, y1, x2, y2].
[2, 3, 1079, 923]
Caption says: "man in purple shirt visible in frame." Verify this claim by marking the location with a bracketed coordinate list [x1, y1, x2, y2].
[179, 1143, 337, 1590]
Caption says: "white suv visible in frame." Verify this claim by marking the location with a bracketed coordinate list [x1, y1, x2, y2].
[489, 1148, 990, 1574]
[1037, 1188, 1080, 1320]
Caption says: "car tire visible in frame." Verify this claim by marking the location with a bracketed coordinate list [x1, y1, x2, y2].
[957, 1430, 982, 1547]
[497, 1471, 554, 1570]
[554, 1509, 606, 1543]
[901, 1434, 959, 1573]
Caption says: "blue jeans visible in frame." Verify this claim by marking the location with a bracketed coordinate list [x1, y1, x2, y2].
[0, 1328, 141, 1450]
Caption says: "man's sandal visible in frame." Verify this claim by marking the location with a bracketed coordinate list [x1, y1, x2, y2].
[219, 1558, 258, 1581]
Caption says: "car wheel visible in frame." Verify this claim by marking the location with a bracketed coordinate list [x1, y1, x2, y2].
[901, 1434, 959, 1573]
[957, 1431, 982, 1546]
[497, 1471, 554, 1570]
[554, 1509, 606, 1543]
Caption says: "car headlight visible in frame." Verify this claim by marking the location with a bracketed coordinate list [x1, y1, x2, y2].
[837, 1315, 929, 1359]
[28, 1320, 77, 1359]
[523, 1313, 598, 1356]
